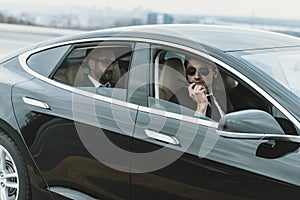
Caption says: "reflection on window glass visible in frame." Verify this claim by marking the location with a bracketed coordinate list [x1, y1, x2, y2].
[52, 42, 134, 101]
[27, 45, 70, 77]
[241, 49, 300, 97]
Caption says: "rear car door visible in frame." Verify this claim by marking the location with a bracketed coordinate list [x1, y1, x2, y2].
[12, 40, 138, 200]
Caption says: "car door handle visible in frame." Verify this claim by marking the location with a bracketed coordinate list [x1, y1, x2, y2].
[145, 129, 180, 146]
[22, 97, 50, 109]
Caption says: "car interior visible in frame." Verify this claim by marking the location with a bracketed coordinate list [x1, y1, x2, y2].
[153, 49, 299, 136]
[53, 44, 133, 89]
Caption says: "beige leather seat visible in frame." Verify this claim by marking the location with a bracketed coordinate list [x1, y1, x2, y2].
[54, 62, 123, 87]
[223, 74, 239, 89]
[54, 63, 85, 86]
[66, 63, 85, 85]
[53, 73, 68, 84]
[159, 58, 186, 100]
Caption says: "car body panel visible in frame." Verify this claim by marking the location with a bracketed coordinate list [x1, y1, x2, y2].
[0, 58, 54, 199]
[128, 42, 300, 199]
[12, 76, 137, 199]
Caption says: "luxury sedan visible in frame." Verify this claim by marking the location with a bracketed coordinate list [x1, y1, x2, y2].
[0, 24, 300, 200]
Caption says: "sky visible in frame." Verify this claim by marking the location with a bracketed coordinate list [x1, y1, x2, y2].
[2, 0, 300, 20]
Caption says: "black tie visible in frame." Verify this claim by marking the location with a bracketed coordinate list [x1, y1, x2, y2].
[206, 95, 222, 121]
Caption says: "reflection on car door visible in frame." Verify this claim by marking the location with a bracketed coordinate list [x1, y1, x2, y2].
[12, 75, 137, 200]
[131, 98, 300, 199]
[130, 45, 300, 199]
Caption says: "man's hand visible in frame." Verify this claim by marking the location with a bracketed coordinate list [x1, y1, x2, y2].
[188, 83, 209, 115]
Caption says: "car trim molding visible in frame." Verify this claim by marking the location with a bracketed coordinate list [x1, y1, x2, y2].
[18, 36, 300, 130]
[138, 106, 219, 128]
[217, 130, 300, 143]
[48, 186, 97, 200]
[217, 130, 265, 139]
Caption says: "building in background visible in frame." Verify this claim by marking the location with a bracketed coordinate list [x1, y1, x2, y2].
[147, 12, 174, 24]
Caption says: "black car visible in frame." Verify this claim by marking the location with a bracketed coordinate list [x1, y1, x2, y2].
[1, 24, 300, 200]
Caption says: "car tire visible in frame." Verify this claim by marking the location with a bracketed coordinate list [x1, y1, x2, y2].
[0, 130, 31, 200]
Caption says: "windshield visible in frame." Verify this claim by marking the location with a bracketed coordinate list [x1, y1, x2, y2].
[233, 47, 300, 98]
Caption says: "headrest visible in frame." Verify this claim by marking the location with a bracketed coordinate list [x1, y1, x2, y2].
[224, 74, 238, 89]
[164, 58, 185, 75]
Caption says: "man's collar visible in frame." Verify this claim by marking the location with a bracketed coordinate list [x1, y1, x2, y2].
[88, 75, 111, 88]
[206, 92, 213, 97]
[88, 75, 101, 87]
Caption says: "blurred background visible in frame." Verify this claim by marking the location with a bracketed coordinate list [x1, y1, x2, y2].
[1, 0, 300, 56]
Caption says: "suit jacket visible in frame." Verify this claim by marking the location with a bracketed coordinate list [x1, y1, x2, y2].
[170, 86, 232, 121]
[77, 74, 95, 87]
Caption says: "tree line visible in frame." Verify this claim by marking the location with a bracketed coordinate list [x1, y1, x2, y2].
[0, 13, 33, 25]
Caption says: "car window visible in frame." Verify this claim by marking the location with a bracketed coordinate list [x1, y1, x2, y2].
[52, 42, 134, 101]
[150, 46, 299, 135]
[27, 45, 71, 77]
[151, 46, 228, 121]
[218, 67, 299, 135]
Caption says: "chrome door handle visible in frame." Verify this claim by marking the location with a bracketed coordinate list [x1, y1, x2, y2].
[145, 129, 180, 145]
[22, 97, 50, 109]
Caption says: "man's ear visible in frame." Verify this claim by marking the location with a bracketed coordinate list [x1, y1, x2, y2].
[88, 59, 95, 69]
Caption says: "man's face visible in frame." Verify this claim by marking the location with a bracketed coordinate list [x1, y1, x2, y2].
[89, 49, 116, 84]
[186, 58, 217, 91]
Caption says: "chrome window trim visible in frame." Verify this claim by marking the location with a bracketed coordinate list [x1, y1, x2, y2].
[138, 106, 219, 128]
[154, 51, 164, 99]
[18, 36, 300, 130]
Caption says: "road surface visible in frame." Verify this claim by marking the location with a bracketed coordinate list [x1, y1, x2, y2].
[0, 23, 83, 58]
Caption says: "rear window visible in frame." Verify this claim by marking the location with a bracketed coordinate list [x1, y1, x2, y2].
[27, 45, 70, 77]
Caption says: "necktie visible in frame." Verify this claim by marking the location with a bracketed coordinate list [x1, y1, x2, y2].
[206, 94, 224, 121]
[212, 95, 224, 117]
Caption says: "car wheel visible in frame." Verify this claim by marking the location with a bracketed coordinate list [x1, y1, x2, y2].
[0, 130, 30, 200]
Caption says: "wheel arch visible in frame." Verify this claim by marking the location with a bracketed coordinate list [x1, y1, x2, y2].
[0, 118, 52, 199]
[0, 119, 29, 160]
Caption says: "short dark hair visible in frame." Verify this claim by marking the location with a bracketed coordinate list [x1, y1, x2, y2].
[184, 55, 217, 70]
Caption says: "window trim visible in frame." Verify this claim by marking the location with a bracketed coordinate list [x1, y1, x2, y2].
[154, 50, 165, 99]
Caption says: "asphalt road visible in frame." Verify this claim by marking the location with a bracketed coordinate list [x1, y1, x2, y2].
[0, 23, 83, 58]
[0, 30, 53, 57]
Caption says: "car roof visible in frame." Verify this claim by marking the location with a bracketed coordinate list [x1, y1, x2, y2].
[39, 24, 300, 52]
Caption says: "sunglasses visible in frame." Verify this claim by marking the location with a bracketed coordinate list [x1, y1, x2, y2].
[186, 66, 212, 76]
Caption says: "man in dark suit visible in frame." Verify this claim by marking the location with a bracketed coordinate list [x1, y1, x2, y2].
[81, 48, 117, 88]
[170, 57, 229, 121]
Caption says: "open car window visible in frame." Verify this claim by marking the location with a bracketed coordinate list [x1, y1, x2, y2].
[150, 45, 299, 135]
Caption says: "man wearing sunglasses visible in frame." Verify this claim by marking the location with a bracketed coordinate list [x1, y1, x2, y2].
[82, 48, 117, 88]
[170, 57, 225, 121]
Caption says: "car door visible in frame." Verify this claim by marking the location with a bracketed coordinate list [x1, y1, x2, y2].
[131, 43, 300, 199]
[12, 41, 138, 200]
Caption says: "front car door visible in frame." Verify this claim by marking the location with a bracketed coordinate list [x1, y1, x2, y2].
[131, 41, 300, 199]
